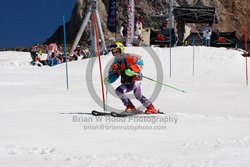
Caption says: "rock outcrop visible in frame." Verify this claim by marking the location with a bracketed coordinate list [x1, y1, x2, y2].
[45, 0, 250, 45]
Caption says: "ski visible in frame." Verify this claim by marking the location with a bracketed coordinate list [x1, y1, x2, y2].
[91, 110, 111, 116]
[111, 110, 164, 117]
[92, 110, 164, 117]
[111, 110, 143, 117]
[92, 110, 142, 117]
[157, 110, 164, 114]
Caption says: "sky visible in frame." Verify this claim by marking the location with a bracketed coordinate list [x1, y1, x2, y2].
[0, 0, 76, 48]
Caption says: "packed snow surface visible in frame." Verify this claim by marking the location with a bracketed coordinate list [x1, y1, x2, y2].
[0, 46, 250, 167]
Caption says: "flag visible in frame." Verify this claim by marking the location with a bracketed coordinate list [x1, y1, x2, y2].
[107, 0, 116, 33]
[127, 0, 135, 45]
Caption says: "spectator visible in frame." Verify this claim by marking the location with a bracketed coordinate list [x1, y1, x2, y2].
[73, 45, 82, 57]
[120, 21, 128, 45]
[36, 50, 48, 66]
[82, 48, 91, 59]
[202, 24, 212, 46]
[48, 52, 61, 66]
[30, 45, 47, 67]
[30, 45, 38, 62]
[135, 16, 144, 46]
[160, 20, 168, 31]
[47, 43, 58, 58]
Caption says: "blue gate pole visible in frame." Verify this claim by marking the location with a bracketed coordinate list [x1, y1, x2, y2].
[192, 39, 195, 77]
[63, 16, 69, 90]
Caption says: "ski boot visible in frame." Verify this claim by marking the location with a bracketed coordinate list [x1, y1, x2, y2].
[125, 104, 136, 113]
[145, 104, 159, 114]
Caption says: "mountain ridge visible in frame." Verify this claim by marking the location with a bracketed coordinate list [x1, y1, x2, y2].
[45, 0, 250, 45]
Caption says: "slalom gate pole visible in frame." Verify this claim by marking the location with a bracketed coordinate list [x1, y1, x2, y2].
[105, 85, 108, 111]
[244, 24, 249, 86]
[192, 39, 195, 77]
[93, 13, 106, 111]
[143, 75, 187, 93]
[63, 16, 69, 90]
[169, 0, 173, 78]
[169, 29, 172, 78]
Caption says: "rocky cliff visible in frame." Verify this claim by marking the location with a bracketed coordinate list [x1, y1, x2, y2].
[45, 0, 250, 45]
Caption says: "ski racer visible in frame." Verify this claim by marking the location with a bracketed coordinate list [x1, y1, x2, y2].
[104, 42, 159, 114]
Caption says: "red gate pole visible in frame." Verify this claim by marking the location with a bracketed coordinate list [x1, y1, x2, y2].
[93, 13, 106, 111]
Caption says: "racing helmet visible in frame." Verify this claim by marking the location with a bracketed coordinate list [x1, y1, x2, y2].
[110, 42, 125, 54]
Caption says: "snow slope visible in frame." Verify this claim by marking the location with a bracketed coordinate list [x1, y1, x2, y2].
[0, 47, 250, 167]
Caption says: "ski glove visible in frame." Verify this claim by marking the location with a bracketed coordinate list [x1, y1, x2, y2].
[104, 77, 109, 86]
[125, 69, 138, 76]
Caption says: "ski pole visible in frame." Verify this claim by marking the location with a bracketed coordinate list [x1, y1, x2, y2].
[105, 85, 108, 111]
[143, 75, 187, 93]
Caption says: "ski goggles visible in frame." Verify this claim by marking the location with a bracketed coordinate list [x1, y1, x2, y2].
[110, 45, 120, 56]
[110, 44, 119, 51]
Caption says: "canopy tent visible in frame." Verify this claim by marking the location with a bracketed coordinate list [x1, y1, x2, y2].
[173, 6, 218, 24]
[173, 6, 218, 45]
[150, 15, 168, 29]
